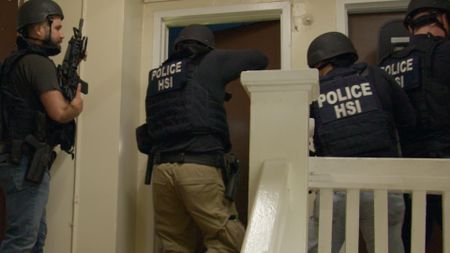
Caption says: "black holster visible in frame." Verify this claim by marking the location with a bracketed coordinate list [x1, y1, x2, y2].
[224, 153, 240, 201]
[24, 135, 56, 184]
[144, 155, 153, 185]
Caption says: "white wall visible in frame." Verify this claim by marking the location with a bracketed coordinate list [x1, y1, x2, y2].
[46, 0, 142, 252]
[46, 1, 82, 253]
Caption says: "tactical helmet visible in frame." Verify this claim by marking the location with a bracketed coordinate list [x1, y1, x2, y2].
[17, 0, 64, 32]
[404, 0, 450, 28]
[307, 32, 358, 68]
[174, 24, 215, 49]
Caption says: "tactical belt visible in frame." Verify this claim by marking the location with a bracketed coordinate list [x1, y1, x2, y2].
[0, 140, 36, 164]
[153, 152, 224, 168]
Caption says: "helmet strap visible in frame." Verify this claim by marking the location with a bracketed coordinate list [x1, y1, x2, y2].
[408, 11, 448, 36]
[44, 16, 54, 44]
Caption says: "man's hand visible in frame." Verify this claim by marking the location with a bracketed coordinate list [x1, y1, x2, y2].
[70, 84, 84, 113]
[40, 84, 84, 124]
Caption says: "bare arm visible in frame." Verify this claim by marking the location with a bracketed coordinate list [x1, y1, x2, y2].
[40, 84, 83, 123]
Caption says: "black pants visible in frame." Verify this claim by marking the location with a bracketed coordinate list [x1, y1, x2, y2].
[402, 147, 449, 252]
[402, 194, 442, 253]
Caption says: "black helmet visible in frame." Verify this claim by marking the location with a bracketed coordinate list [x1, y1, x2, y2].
[174, 24, 215, 49]
[17, 0, 64, 32]
[307, 32, 358, 68]
[404, 0, 450, 28]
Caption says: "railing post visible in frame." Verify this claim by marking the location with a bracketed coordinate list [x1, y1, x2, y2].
[241, 69, 318, 252]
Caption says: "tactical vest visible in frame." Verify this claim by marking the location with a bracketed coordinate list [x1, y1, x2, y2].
[0, 46, 75, 153]
[145, 52, 230, 150]
[313, 65, 397, 157]
[379, 37, 450, 130]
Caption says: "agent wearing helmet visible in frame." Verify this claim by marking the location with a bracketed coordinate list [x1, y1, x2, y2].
[137, 24, 267, 252]
[379, 1, 450, 250]
[0, 0, 83, 252]
[307, 32, 415, 253]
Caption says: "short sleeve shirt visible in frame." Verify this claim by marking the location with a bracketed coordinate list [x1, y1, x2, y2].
[9, 54, 61, 110]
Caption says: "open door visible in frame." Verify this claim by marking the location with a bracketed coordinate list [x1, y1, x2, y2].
[0, 0, 18, 60]
[215, 20, 280, 225]
[348, 12, 404, 65]
[0, 0, 18, 243]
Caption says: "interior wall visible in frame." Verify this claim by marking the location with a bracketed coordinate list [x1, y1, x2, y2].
[56, 0, 142, 252]
[117, 0, 142, 251]
[46, 1, 82, 252]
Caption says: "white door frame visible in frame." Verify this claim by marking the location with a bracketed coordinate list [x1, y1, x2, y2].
[151, 2, 292, 69]
[337, 0, 409, 35]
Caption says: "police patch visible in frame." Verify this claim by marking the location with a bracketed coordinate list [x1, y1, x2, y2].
[380, 55, 421, 90]
[317, 77, 381, 123]
[148, 59, 189, 97]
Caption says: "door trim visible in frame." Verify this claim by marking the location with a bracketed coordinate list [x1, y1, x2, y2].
[152, 2, 291, 69]
[337, 0, 408, 35]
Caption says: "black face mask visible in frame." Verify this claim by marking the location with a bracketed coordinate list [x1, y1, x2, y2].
[16, 35, 61, 56]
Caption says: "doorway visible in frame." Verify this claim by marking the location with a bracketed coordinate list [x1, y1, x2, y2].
[155, 2, 289, 227]
[216, 20, 280, 225]
[348, 9, 443, 253]
[0, 0, 17, 60]
[0, 0, 18, 243]
[348, 12, 404, 65]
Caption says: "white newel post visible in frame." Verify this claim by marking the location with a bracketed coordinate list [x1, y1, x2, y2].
[241, 70, 318, 253]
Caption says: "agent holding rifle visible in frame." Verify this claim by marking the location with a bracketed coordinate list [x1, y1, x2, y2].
[0, 0, 86, 252]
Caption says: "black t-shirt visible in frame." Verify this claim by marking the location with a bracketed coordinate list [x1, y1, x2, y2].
[9, 54, 61, 111]
[153, 48, 268, 154]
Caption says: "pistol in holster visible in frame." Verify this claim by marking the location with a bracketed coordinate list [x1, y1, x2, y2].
[224, 153, 240, 201]
[144, 155, 153, 185]
[24, 135, 56, 184]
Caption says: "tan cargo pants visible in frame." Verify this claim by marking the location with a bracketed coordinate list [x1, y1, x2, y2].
[152, 162, 245, 253]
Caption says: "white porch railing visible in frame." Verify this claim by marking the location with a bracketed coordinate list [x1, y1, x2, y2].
[240, 70, 450, 253]
[241, 69, 318, 253]
[242, 160, 290, 253]
[310, 157, 450, 253]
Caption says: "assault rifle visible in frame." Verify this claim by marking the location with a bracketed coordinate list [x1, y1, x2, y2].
[57, 18, 88, 101]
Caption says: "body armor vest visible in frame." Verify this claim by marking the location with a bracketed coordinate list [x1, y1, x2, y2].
[0, 45, 75, 152]
[313, 64, 397, 157]
[0, 47, 47, 142]
[145, 52, 230, 149]
[379, 37, 450, 130]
